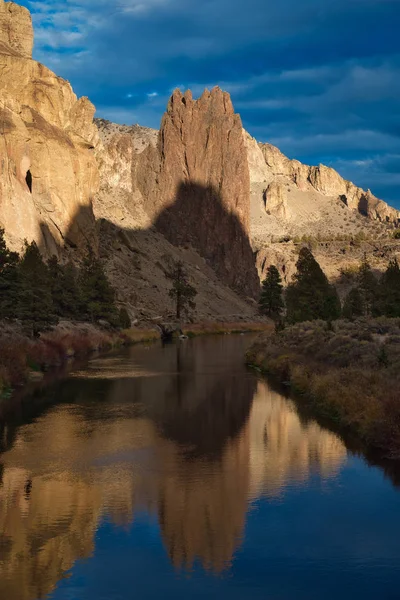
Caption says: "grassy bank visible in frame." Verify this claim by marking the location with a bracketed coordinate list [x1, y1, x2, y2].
[182, 321, 272, 337]
[246, 318, 400, 457]
[0, 322, 161, 398]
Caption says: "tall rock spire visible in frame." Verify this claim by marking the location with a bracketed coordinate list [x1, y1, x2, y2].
[0, 1, 33, 58]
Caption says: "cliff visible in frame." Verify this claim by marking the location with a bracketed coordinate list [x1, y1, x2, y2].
[0, 0, 98, 254]
[1, 0, 399, 321]
[95, 88, 260, 299]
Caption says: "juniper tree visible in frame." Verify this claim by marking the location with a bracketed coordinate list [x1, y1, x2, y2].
[0, 228, 20, 321]
[376, 258, 400, 317]
[259, 265, 284, 319]
[119, 307, 131, 329]
[80, 245, 118, 324]
[47, 256, 82, 320]
[166, 260, 197, 320]
[286, 247, 341, 323]
[357, 255, 378, 316]
[342, 287, 364, 320]
[18, 241, 57, 337]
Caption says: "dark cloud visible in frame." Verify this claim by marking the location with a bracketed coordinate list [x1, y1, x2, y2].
[20, 0, 400, 207]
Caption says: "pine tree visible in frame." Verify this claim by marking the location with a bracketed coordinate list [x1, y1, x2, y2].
[18, 241, 58, 337]
[286, 247, 341, 323]
[166, 260, 197, 320]
[358, 255, 378, 316]
[0, 228, 20, 321]
[377, 258, 400, 317]
[119, 307, 131, 329]
[342, 287, 364, 320]
[48, 257, 82, 320]
[80, 246, 118, 324]
[259, 265, 284, 319]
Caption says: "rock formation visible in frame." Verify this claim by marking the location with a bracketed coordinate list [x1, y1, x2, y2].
[1, 0, 399, 319]
[0, 0, 98, 254]
[95, 88, 260, 298]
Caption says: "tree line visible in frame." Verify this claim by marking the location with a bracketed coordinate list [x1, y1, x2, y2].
[259, 246, 400, 324]
[0, 228, 129, 337]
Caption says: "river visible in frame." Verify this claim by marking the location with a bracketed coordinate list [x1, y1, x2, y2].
[0, 334, 399, 600]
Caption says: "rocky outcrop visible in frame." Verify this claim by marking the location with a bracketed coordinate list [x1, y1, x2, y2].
[94, 119, 157, 230]
[150, 88, 259, 297]
[0, 0, 32, 57]
[0, 1, 98, 254]
[258, 142, 400, 225]
[264, 182, 289, 219]
[95, 88, 259, 298]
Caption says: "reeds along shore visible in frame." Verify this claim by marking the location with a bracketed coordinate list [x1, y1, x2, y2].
[246, 318, 400, 457]
[0, 322, 158, 396]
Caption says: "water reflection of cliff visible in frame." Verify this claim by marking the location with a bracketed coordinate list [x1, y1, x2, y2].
[0, 338, 347, 599]
[248, 382, 347, 500]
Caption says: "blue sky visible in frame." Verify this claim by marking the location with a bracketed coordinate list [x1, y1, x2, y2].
[21, 0, 400, 207]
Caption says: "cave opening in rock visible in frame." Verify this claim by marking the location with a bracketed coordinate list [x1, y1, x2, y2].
[25, 169, 32, 193]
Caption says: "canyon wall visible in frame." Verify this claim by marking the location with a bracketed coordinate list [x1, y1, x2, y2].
[0, 0, 98, 254]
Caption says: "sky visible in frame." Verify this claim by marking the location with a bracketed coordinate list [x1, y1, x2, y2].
[19, 0, 400, 208]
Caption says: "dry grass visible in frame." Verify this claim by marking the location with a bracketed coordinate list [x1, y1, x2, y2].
[246, 318, 400, 457]
[120, 328, 160, 344]
[182, 321, 272, 337]
[0, 322, 127, 396]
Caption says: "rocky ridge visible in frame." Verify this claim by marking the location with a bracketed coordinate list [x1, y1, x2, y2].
[245, 132, 399, 246]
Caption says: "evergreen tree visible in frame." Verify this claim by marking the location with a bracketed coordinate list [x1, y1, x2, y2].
[18, 241, 58, 337]
[0, 228, 20, 321]
[80, 246, 118, 324]
[119, 307, 132, 329]
[259, 265, 284, 319]
[357, 255, 379, 316]
[286, 247, 341, 323]
[48, 257, 82, 320]
[376, 258, 400, 317]
[166, 260, 197, 320]
[342, 287, 364, 320]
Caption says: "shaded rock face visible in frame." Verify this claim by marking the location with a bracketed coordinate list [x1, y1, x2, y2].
[0, 1, 98, 254]
[150, 88, 258, 297]
[259, 142, 400, 225]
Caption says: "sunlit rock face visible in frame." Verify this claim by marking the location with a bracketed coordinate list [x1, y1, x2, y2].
[0, 1, 98, 254]
[257, 142, 400, 225]
[0, 0, 32, 57]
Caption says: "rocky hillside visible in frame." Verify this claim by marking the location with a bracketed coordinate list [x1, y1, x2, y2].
[1, 0, 399, 322]
[245, 132, 399, 245]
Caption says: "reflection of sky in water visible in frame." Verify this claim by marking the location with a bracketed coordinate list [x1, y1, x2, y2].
[0, 336, 399, 600]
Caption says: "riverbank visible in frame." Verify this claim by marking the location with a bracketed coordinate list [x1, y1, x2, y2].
[182, 320, 272, 337]
[0, 320, 270, 399]
[246, 318, 400, 457]
[0, 322, 158, 398]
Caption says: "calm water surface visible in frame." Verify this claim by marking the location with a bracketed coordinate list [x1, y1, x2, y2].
[1, 335, 400, 600]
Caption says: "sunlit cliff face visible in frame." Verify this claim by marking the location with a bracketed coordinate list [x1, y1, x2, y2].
[0, 350, 347, 599]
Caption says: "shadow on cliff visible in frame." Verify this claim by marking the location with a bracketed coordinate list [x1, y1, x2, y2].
[37, 181, 260, 299]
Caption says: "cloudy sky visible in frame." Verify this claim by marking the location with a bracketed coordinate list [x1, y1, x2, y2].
[21, 0, 400, 207]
